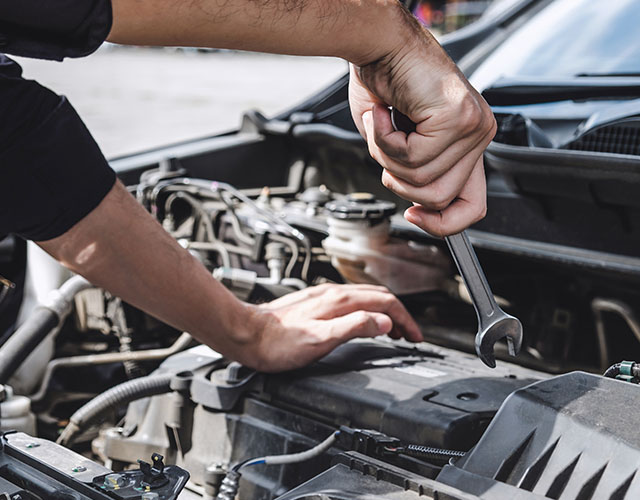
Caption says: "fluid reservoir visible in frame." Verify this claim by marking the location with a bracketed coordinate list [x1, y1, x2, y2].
[0, 385, 36, 435]
[322, 193, 450, 295]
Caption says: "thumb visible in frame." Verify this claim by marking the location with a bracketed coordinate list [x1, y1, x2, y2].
[325, 311, 392, 344]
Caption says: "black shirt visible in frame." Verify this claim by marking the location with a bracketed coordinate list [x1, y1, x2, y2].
[0, 0, 116, 241]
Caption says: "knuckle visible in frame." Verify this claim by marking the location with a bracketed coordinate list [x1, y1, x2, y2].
[309, 330, 327, 346]
[383, 294, 398, 308]
[334, 288, 350, 304]
[486, 112, 498, 139]
[410, 168, 436, 186]
[431, 199, 451, 211]
[312, 283, 332, 297]
[435, 191, 455, 210]
[403, 153, 424, 170]
[474, 201, 488, 221]
[431, 222, 447, 238]
[353, 311, 371, 329]
[458, 96, 484, 134]
[426, 189, 453, 211]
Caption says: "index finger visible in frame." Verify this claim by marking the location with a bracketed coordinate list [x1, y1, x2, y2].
[314, 288, 423, 342]
[404, 156, 487, 237]
[371, 104, 461, 168]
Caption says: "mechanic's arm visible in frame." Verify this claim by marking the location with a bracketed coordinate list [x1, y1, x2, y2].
[38, 181, 422, 372]
[108, 0, 496, 236]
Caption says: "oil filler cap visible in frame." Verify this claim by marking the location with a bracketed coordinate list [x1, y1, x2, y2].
[325, 193, 396, 221]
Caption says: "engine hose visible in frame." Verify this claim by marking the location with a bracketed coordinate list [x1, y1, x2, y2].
[392, 444, 466, 463]
[57, 372, 173, 447]
[0, 275, 91, 384]
[0, 307, 58, 384]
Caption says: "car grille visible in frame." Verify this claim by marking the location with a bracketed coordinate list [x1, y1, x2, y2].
[567, 124, 640, 156]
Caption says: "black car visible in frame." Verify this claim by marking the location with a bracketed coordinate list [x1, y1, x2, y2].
[1, 1, 640, 499]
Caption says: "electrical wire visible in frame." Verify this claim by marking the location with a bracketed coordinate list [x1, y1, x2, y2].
[232, 430, 340, 472]
[30, 333, 193, 406]
[164, 191, 231, 267]
[219, 192, 255, 245]
[150, 178, 313, 280]
[164, 191, 216, 242]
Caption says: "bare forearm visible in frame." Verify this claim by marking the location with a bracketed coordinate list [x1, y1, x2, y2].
[37, 181, 257, 359]
[107, 0, 418, 65]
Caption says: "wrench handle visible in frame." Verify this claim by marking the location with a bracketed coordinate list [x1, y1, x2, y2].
[446, 231, 498, 321]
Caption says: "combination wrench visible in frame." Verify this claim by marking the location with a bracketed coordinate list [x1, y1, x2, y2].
[390, 108, 523, 367]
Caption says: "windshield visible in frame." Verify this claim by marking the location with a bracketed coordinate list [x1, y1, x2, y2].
[470, 0, 640, 92]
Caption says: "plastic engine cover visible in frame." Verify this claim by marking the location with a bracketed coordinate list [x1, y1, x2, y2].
[258, 340, 541, 450]
[438, 372, 640, 499]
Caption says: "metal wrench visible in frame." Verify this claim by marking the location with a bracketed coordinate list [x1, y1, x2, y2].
[446, 232, 522, 367]
[390, 108, 523, 367]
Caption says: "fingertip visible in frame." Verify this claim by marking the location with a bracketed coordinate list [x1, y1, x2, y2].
[407, 324, 424, 343]
[372, 103, 393, 132]
[404, 206, 421, 227]
[388, 327, 402, 340]
[373, 313, 393, 335]
[362, 110, 373, 141]
[405, 206, 443, 236]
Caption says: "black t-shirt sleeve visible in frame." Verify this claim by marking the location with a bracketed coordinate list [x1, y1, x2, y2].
[0, 56, 116, 241]
[0, 0, 112, 61]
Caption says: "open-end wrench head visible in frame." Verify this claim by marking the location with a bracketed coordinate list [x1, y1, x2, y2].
[475, 315, 523, 368]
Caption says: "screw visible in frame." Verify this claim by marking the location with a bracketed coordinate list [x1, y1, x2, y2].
[72, 465, 87, 473]
[103, 473, 127, 489]
[25, 442, 40, 449]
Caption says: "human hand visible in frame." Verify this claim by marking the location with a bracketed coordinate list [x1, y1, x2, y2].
[239, 284, 422, 372]
[348, 18, 496, 237]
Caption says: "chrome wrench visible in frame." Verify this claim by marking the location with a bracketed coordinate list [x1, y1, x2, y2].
[446, 232, 522, 367]
[390, 108, 523, 367]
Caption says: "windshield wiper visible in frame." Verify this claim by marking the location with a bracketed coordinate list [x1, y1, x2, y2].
[483, 77, 640, 106]
[576, 72, 640, 78]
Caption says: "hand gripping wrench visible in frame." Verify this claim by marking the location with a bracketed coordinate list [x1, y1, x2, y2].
[390, 108, 523, 367]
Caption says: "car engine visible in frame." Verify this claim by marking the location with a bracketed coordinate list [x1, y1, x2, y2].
[1, 147, 640, 499]
[3, 1, 640, 496]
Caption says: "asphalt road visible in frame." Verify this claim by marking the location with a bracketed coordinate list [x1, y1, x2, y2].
[15, 46, 347, 159]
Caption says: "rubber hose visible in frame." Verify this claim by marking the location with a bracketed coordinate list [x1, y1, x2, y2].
[0, 307, 59, 384]
[0, 274, 91, 384]
[57, 372, 173, 446]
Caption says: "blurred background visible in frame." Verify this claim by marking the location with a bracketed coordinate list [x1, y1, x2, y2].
[14, 0, 492, 159]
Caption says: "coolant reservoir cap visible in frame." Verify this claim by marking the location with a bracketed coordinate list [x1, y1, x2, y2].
[325, 193, 396, 220]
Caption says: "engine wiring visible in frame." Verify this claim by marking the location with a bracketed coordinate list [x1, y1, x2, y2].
[216, 431, 340, 500]
[144, 176, 313, 282]
[232, 430, 340, 472]
[383, 444, 466, 463]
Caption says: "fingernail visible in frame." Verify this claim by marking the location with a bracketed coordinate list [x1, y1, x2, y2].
[404, 209, 419, 226]
[374, 315, 392, 334]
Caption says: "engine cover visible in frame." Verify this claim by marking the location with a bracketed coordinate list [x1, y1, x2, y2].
[99, 340, 544, 499]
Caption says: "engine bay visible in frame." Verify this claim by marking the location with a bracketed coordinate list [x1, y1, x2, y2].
[1, 101, 640, 499]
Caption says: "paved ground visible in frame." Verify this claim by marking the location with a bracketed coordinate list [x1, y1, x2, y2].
[15, 46, 347, 158]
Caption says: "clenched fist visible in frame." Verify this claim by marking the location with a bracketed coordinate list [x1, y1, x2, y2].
[349, 12, 496, 237]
